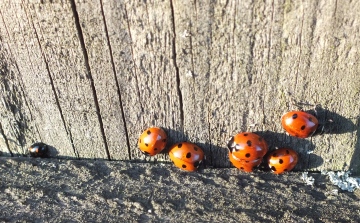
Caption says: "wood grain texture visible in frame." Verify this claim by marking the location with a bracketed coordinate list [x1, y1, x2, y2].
[0, 0, 359, 173]
[74, 0, 129, 160]
[0, 1, 74, 157]
[102, 0, 183, 161]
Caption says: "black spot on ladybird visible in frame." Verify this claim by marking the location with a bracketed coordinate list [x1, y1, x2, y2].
[194, 147, 198, 151]
[245, 160, 249, 163]
[279, 159, 284, 164]
[292, 114, 298, 119]
[247, 140, 252, 146]
[154, 148, 158, 151]
[182, 164, 187, 168]
[301, 125, 306, 130]
[272, 153, 277, 157]
[245, 153, 251, 158]
[240, 167, 244, 170]
[271, 166, 276, 171]
[145, 143, 149, 147]
[178, 143, 182, 148]
[286, 150, 290, 154]
[147, 130, 151, 135]
[186, 152, 191, 158]
[162, 138, 167, 142]
[284, 169, 288, 171]
[244, 133, 248, 136]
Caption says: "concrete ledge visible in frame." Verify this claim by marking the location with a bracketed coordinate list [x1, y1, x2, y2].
[0, 158, 359, 222]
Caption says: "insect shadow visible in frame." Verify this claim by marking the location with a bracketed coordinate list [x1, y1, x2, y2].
[254, 131, 324, 171]
[302, 107, 360, 175]
[349, 116, 360, 175]
[304, 107, 357, 135]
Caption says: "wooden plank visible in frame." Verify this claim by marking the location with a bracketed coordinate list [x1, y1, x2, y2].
[172, 0, 215, 166]
[0, 0, 358, 173]
[0, 1, 74, 157]
[0, 41, 34, 156]
[103, 0, 182, 161]
[280, 0, 360, 172]
[21, 0, 107, 159]
[74, 0, 129, 160]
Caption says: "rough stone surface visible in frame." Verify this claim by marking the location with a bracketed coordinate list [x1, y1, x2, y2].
[0, 157, 359, 222]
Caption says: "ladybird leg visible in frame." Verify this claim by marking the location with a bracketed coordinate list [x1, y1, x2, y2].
[315, 119, 333, 135]
[311, 123, 326, 136]
[313, 104, 322, 117]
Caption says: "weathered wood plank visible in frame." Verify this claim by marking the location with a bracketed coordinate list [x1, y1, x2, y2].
[103, 0, 183, 161]
[172, 0, 214, 166]
[22, 0, 107, 159]
[279, 0, 360, 172]
[0, 43, 32, 156]
[0, 0, 358, 173]
[0, 1, 74, 157]
[74, 0, 129, 160]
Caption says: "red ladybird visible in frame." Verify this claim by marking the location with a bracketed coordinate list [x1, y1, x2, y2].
[169, 142, 204, 172]
[228, 151, 262, 172]
[138, 127, 167, 156]
[281, 111, 319, 138]
[267, 148, 298, 174]
[227, 132, 268, 161]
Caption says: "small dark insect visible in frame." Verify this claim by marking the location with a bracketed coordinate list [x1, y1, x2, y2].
[28, 142, 49, 158]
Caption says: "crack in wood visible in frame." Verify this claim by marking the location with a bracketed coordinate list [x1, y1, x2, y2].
[70, 0, 110, 160]
[170, 0, 184, 132]
[99, 0, 131, 160]
[0, 122, 12, 156]
[19, 1, 80, 159]
[123, 5, 144, 114]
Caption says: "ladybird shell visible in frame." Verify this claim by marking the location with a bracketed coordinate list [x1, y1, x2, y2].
[169, 142, 204, 172]
[281, 111, 319, 138]
[28, 142, 49, 158]
[227, 132, 268, 161]
[267, 148, 299, 174]
[228, 152, 262, 172]
[138, 127, 167, 156]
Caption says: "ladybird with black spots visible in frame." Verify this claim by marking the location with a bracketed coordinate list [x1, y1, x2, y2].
[228, 151, 262, 172]
[227, 132, 268, 161]
[169, 142, 204, 172]
[281, 111, 319, 138]
[28, 142, 49, 158]
[267, 148, 299, 174]
[138, 127, 167, 156]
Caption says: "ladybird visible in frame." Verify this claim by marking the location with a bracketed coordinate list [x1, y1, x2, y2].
[28, 142, 49, 158]
[227, 132, 268, 161]
[281, 111, 319, 138]
[138, 127, 167, 156]
[228, 151, 262, 172]
[169, 142, 204, 172]
[267, 148, 298, 174]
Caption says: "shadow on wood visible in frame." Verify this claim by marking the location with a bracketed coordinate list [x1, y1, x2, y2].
[305, 107, 357, 135]
[349, 116, 360, 175]
[255, 131, 323, 171]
